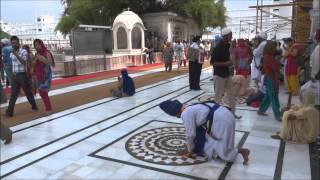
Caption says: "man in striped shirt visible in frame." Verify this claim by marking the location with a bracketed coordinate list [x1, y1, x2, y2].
[5, 36, 37, 117]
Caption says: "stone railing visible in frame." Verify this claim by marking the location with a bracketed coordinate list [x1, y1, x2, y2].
[52, 53, 162, 77]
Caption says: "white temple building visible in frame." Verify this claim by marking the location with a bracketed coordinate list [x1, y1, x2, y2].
[112, 11, 146, 55]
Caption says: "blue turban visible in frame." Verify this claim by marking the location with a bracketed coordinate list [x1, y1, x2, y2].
[159, 100, 183, 116]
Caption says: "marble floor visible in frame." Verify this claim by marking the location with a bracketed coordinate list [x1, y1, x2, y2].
[0, 65, 174, 108]
[0, 68, 317, 180]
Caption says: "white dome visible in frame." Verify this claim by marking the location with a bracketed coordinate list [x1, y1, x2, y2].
[113, 11, 145, 30]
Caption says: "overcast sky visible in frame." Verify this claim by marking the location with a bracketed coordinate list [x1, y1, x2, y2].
[1, 0, 64, 23]
[0, 0, 273, 24]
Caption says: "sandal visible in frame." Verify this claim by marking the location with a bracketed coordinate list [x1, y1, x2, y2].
[257, 111, 268, 116]
[271, 134, 281, 140]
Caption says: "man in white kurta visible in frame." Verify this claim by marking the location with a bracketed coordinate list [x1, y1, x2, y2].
[310, 35, 319, 81]
[181, 103, 239, 162]
[251, 32, 267, 84]
[174, 39, 185, 72]
[159, 100, 250, 164]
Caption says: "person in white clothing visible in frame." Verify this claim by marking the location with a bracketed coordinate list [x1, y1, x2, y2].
[251, 32, 268, 87]
[159, 100, 250, 165]
[174, 38, 185, 72]
[310, 29, 320, 81]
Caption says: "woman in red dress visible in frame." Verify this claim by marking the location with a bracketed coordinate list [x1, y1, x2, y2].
[234, 39, 251, 78]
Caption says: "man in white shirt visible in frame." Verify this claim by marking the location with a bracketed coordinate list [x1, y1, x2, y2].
[174, 38, 184, 72]
[5, 36, 37, 117]
[187, 36, 202, 90]
[251, 32, 268, 86]
[310, 29, 320, 81]
[159, 100, 250, 165]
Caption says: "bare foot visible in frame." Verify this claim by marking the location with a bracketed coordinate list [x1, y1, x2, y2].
[45, 111, 53, 116]
[177, 149, 189, 156]
[257, 111, 268, 116]
[239, 148, 250, 165]
[271, 134, 281, 140]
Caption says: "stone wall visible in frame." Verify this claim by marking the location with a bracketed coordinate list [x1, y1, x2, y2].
[52, 53, 163, 77]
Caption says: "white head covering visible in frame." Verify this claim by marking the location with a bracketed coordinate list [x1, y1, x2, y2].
[257, 32, 267, 40]
[1, 38, 10, 45]
[221, 28, 232, 36]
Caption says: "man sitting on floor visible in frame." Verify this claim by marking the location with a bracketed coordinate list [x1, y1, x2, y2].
[110, 69, 135, 98]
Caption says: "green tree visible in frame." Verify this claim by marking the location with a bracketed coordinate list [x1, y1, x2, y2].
[176, 0, 226, 29]
[0, 29, 10, 39]
[56, 0, 226, 34]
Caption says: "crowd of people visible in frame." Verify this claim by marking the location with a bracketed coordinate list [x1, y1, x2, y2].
[1, 28, 319, 169]
[1, 36, 55, 144]
[159, 28, 320, 165]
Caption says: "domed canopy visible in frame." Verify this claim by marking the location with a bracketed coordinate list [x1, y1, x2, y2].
[112, 10, 146, 54]
[113, 11, 145, 30]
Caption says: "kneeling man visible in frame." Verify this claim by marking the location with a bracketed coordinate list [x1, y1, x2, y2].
[159, 100, 250, 164]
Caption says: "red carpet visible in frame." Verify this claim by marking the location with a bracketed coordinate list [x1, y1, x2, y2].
[3, 63, 163, 95]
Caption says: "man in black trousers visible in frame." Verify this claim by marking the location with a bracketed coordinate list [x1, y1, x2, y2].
[187, 36, 202, 90]
[5, 36, 37, 117]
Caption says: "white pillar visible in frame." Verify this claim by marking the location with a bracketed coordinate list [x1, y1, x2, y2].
[113, 29, 118, 50]
[167, 22, 172, 42]
[141, 28, 145, 49]
[127, 29, 132, 50]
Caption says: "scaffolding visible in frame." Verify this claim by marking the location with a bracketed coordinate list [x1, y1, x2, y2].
[249, 0, 313, 43]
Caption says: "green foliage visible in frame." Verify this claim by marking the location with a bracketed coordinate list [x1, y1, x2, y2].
[56, 0, 226, 34]
[0, 29, 10, 39]
[178, 0, 226, 30]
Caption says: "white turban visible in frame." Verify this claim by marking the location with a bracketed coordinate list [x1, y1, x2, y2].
[221, 28, 232, 36]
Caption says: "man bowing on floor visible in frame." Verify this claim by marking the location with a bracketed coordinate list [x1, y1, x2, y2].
[159, 99, 250, 165]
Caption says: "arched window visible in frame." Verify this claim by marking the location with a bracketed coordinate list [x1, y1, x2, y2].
[117, 27, 127, 49]
[131, 26, 142, 49]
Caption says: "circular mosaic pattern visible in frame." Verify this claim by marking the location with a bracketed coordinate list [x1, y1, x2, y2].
[125, 127, 208, 165]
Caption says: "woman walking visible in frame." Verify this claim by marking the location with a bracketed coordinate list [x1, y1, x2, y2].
[257, 41, 282, 121]
[162, 42, 174, 72]
[33, 39, 54, 115]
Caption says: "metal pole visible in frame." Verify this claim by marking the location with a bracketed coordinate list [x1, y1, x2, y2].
[102, 30, 107, 71]
[260, 0, 263, 32]
[256, 0, 259, 33]
[71, 30, 77, 76]
[248, 23, 250, 39]
[239, 20, 242, 39]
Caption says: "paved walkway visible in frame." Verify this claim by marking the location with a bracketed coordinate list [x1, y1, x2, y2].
[1, 63, 166, 108]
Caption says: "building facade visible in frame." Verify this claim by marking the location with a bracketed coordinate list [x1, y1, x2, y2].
[225, 0, 292, 40]
[268, 0, 292, 39]
[142, 12, 200, 50]
[0, 20, 10, 33]
[1, 15, 67, 42]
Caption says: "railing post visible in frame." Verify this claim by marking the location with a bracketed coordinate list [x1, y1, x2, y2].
[71, 30, 77, 76]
